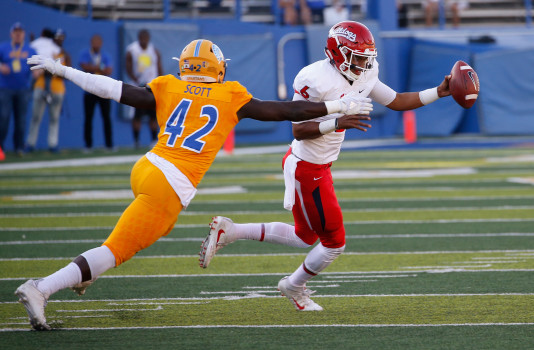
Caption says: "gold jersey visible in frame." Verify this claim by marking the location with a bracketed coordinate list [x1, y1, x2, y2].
[148, 74, 252, 187]
[34, 51, 67, 94]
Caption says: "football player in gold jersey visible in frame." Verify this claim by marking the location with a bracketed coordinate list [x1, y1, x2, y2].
[16, 39, 374, 330]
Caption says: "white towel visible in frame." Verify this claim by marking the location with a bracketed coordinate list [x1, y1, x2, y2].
[283, 153, 300, 211]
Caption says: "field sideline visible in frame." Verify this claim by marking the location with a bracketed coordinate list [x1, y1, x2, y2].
[0, 140, 533, 349]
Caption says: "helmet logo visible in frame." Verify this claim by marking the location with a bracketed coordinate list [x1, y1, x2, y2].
[212, 44, 224, 63]
[332, 27, 356, 42]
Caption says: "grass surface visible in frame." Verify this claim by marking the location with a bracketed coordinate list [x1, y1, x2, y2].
[1, 144, 533, 349]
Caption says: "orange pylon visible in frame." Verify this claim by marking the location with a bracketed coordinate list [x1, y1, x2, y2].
[403, 110, 417, 144]
[223, 130, 235, 154]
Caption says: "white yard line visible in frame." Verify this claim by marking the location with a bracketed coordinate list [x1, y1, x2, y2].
[3, 205, 534, 218]
[2, 322, 534, 331]
[0, 155, 141, 171]
[1, 250, 534, 262]
[1, 292, 534, 305]
[7, 186, 246, 201]
[2, 218, 534, 232]
[2, 232, 534, 246]
[1, 269, 534, 282]
[2, 195, 534, 208]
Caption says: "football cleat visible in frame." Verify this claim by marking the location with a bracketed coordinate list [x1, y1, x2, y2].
[14, 280, 51, 331]
[199, 216, 237, 268]
[70, 280, 93, 296]
[277, 276, 323, 311]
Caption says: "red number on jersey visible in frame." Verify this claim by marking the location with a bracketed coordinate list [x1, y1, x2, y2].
[299, 86, 310, 99]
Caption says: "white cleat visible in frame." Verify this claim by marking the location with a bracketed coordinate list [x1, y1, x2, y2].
[277, 276, 323, 311]
[70, 280, 93, 296]
[199, 216, 237, 268]
[14, 280, 51, 331]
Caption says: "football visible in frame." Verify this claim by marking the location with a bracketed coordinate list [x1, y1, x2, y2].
[449, 60, 480, 109]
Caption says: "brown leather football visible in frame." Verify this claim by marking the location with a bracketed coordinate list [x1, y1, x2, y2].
[449, 60, 480, 109]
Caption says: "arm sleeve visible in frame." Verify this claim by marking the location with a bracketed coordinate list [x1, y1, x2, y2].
[369, 80, 397, 106]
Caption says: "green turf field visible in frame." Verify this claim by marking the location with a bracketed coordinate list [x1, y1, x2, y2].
[1, 145, 533, 349]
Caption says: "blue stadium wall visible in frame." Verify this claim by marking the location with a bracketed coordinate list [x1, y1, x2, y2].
[2, 1, 534, 152]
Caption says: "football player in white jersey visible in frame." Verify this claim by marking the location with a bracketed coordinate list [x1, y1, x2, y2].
[199, 21, 452, 311]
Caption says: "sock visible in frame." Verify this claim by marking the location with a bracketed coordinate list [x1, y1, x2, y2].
[80, 245, 116, 278]
[36, 263, 81, 299]
[233, 223, 262, 240]
[233, 222, 310, 248]
[288, 243, 345, 287]
[36, 246, 116, 299]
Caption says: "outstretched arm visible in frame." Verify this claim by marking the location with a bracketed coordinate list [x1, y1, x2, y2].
[120, 84, 156, 110]
[237, 93, 373, 123]
[27, 55, 155, 110]
[237, 99, 328, 122]
[387, 75, 451, 111]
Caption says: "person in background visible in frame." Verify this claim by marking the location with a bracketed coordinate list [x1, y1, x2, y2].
[25, 28, 66, 154]
[17, 38, 373, 330]
[125, 29, 163, 149]
[53, 29, 71, 88]
[279, 0, 325, 25]
[424, 0, 468, 28]
[279, 0, 299, 25]
[0, 22, 37, 157]
[300, 0, 326, 25]
[397, 0, 408, 28]
[79, 34, 114, 152]
[324, 0, 349, 26]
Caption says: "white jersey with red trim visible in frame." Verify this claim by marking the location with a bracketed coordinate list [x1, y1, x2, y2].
[290, 58, 393, 165]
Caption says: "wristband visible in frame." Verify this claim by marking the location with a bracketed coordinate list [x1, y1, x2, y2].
[319, 118, 337, 134]
[324, 100, 341, 114]
[419, 87, 439, 105]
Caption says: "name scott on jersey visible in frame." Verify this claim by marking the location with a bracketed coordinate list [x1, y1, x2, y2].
[184, 84, 212, 97]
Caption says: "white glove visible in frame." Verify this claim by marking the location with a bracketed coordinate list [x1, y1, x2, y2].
[326, 92, 373, 115]
[27, 55, 66, 77]
[339, 92, 373, 115]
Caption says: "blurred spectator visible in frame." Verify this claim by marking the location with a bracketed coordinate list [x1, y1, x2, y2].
[424, 0, 469, 28]
[26, 28, 65, 154]
[0, 22, 37, 156]
[397, 0, 408, 28]
[208, 0, 222, 8]
[79, 34, 114, 152]
[279, 0, 299, 25]
[300, 0, 326, 24]
[324, 0, 349, 26]
[279, 0, 326, 25]
[53, 29, 71, 69]
[125, 29, 163, 149]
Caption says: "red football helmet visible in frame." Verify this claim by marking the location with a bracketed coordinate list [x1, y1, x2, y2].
[324, 21, 377, 82]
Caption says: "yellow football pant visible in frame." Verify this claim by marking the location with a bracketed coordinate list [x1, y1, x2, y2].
[103, 156, 182, 266]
